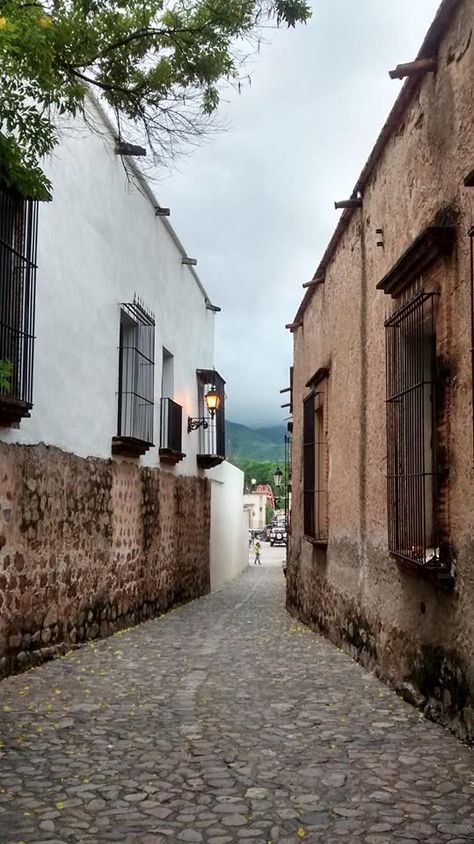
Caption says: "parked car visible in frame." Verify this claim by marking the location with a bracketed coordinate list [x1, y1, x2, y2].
[260, 525, 273, 542]
[270, 528, 287, 546]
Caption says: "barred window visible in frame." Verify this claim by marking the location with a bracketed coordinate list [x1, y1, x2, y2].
[303, 379, 328, 541]
[159, 347, 184, 462]
[196, 369, 226, 469]
[113, 298, 155, 456]
[0, 185, 39, 424]
[385, 290, 439, 565]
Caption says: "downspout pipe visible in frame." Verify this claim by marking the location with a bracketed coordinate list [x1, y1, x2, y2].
[359, 211, 368, 561]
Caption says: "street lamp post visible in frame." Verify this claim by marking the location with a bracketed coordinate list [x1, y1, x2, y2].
[273, 467, 284, 514]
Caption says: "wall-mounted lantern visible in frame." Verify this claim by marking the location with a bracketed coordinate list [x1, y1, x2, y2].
[188, 386, 221, 432]
[115, 140, 146, 157]
[273, 467, 283, 488]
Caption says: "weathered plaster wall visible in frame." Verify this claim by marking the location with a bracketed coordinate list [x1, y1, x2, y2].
[288, 0, 474, 742]
[0, 442, 210, 676]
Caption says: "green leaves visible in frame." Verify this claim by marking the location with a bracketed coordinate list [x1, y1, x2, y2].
[0, 359, 13, 393]
[274, 1, 312, 27]
[0, 0, 311, 197]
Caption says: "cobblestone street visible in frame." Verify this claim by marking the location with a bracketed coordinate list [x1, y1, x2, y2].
[0, 566, 473, 844]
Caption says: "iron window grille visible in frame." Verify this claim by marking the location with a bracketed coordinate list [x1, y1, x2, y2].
[196, 369, 226, 469]
[0, 185, 39, 424]
[160, 397, 184, 457]
[114, 298, 155, 455]
[385, 289, 441, 567]
[284, 431, 292, 531]
[303, 385, 328, 542]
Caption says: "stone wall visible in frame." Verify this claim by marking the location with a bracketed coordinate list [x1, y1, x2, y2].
[288, 0, 474, 743]
[0, 443, 210, 676]
[286, 545, 474, 743]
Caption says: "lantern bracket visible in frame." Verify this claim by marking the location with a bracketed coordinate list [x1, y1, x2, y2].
[188, 385, 220, 433]
[188, 416, 210, 433]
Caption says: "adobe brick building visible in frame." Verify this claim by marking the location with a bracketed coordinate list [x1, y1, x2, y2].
[287, 0, 474, 741]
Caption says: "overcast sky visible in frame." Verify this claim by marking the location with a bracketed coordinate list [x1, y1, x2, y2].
[156, 0, 441, 428]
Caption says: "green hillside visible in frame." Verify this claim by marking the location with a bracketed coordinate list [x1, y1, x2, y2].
[226, 421, 285, 461]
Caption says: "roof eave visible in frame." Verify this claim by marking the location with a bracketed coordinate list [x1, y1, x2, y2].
[291, 0, 463, 326]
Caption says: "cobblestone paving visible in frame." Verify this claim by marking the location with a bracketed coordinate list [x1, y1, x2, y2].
[0, 567, 473, 844]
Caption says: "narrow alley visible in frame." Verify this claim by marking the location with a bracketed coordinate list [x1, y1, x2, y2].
[0, 567, 473, 844]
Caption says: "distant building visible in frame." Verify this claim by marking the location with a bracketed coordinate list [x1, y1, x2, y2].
[287, 0, 474, 741]
[243, 493, 267, 531]
[255, 483, 275, 510]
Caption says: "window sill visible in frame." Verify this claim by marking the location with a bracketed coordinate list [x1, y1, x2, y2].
[304, 534, 328, 547]
[197, 454, 225, 469]
[159, 448, 186, 465]
[0, 396, 32, 427]
[112, 436, 153, 458]
[391, 552, 455, 591]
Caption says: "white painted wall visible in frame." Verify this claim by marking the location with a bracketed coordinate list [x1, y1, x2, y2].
[0, 98, 218, 477]
[210, 461, 248, 591]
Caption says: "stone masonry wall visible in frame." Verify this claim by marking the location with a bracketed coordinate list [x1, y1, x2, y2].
[0, 443, 211, 676]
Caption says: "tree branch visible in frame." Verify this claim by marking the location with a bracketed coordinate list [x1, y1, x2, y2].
[70, 24, 213, 69]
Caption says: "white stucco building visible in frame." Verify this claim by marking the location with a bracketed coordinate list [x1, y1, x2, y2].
[3, 99, 219, 466]
[0, 96, 247, 602]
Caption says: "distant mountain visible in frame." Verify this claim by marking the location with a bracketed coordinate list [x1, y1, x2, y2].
[226, 421, 285, 461]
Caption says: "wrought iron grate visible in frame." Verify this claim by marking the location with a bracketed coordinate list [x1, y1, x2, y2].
[0, 185, 39, 410]
[196, 369, 225, 460]
[117, 298, 155, 445]
[160, 397, 182, 453]
[385, 289, 440, 566]
[303, 387, 328, 541]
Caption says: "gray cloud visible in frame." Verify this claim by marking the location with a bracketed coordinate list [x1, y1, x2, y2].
[157, 0, 441, 427]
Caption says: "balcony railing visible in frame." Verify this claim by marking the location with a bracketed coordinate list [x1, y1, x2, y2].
[160, 397, 185, 463]
[196, 369, 226, 469]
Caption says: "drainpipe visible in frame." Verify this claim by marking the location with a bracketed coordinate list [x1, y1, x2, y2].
[359, 210, 368, 560]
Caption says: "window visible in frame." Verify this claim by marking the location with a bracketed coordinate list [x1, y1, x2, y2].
[159, 347, 185, 463]
[196, 369, 226, 469]
[303, 376, 328, 541]
[112, 298, 155, 457]
[0, 185, 39, 425]
[385, 289, 439, 565]
[161, 347, 174, 398]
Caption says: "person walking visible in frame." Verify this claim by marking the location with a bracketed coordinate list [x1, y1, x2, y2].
[254, 540, 262, 566]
